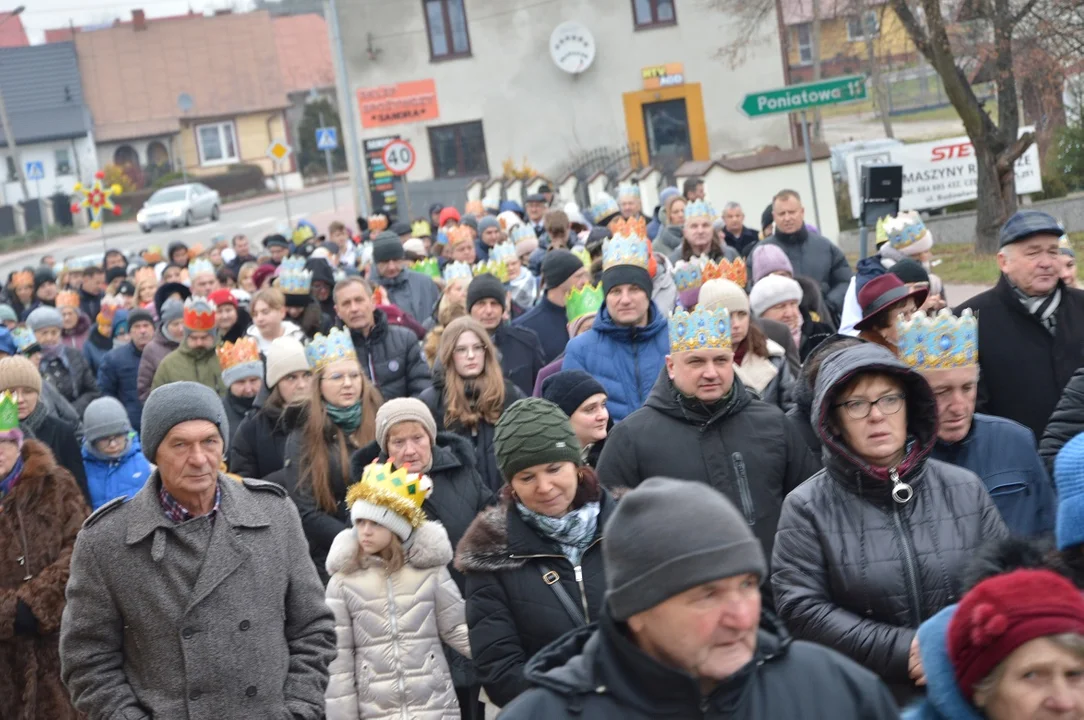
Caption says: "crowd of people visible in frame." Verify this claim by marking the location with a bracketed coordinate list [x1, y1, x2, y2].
[2, 178, 1084, 719]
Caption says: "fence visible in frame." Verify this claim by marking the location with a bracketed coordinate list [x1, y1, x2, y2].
[878, 64, 994, 116]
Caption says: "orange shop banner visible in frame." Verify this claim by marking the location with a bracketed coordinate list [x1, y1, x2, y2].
[357, 79, 440, 129]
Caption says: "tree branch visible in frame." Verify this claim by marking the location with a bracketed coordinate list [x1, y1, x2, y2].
[995, 130, 1035, 173]
[888, 0, 932, 57]
[1012, 0, 1043, 26]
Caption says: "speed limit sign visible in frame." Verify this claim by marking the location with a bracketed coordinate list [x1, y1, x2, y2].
[382, 139, 416, 176]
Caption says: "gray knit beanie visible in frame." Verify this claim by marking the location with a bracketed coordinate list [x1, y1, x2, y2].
[141, 381, 229, 461]
[83, 396, 132, 444]
[159, 298, 185, 342]
[375, 398, 438, 454]
[26, 306, 63, 332]
[604, 477, 767, 621]
[493, 398, 582, 481]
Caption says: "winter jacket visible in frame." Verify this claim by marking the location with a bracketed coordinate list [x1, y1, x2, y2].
[39, 381, 82, 430]
[246, 320, 305, 356]
[137, 329, 179, 403]
[597, 369, 817, 565]
[229, 398, 300, 479]
[20, 404, 88, 502]
[324, 522, 471, 720]
[724, 226, 761, 257]
[956, 276, 1084, 442]
[79, 288, 101, 323]
[491, 322, 546, 397]
[758, 227, 853, 317]
[60, 312, 91, 351]
[150, 343, 226, 396]
[736, 338, 796, 412]
[0, 439, 90, 720]
[901, 605, 983, 720]
[650, 252, 678, 315]
[82, 327, 112, 376]
[507, 266, 539, 311]
[98, 341, 145, 430]
[770, 344, 1009, 702]
[374, 268, 441, 326]
[222, 392, 256, 450]
[652, 224, 683, 255]
[562, 302, 669, 423]
[347, 309, 431, 401]
[932, 413, 1054, 538]
[60, 474, 336, 720]
[420, 370, 525, 493]
[39, 345, 99, 417]
[513, 296, 569, 364]
[500, 608, 899, 720]
[532, 353, 563, 397]
[81, 434, 152, 511]
[1040, 363, 1084, 473]
[800, 313, 836, 362]
[454, 488, 616, 709]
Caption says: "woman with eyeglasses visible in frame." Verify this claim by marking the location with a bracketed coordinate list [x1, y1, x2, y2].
[80, 396, 152, 510]
[770, 343, 1007, 706]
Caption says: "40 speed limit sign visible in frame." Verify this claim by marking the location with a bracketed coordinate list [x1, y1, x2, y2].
[382, 139, 416, 176]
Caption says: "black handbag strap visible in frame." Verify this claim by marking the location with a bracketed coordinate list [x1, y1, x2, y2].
[537, 563, 586, 626]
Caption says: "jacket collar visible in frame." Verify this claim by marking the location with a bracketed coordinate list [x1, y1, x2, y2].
[592, 303, 668, 342]
[643, 366, 752, 426]
[125, 472, 270, 545]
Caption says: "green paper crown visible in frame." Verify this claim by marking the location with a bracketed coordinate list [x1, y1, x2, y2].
[410, 257, 441, 280]
[0, 391, 18, 432]
[566, 283, 604, 323]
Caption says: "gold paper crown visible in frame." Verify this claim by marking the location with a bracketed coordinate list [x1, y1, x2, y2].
[412, 220, 432, 238]
[447, 225, 474, 246]
[56, 290, 80, 309]
[346, 460, 432, 529]
[897, 308, 978, 371]
[473, 260, 509, 283]
[701, 257, 747, 287]
[216, 337, 261, 372]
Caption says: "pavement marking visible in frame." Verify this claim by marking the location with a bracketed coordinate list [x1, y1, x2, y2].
[241, 216, 275, 229]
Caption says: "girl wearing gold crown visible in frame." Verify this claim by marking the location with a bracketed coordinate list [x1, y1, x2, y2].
[324, 462, 471, 720]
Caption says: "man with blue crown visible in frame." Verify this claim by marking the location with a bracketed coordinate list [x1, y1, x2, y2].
[597, 301, 818, 580]
[899, 308, 1054, 538]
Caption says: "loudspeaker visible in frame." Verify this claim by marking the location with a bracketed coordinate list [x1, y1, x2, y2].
[861, 164, 903, 202]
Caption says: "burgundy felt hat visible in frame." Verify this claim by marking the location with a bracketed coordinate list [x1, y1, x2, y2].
[854, 274, 928, 331]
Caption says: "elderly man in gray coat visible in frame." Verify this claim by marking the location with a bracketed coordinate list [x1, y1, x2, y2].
[60, 381, 336, 720]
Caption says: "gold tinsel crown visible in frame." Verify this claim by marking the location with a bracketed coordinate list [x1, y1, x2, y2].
[346, 461, 432, 529]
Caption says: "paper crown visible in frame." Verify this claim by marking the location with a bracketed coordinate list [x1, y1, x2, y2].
[674, 260, 704, 293]
[0, 391, 17, 432]
[491, 240, 517, 263]
[603, 217, 650, 272]
[410, 257, 441, 280]
[443, 261, 473, 284]
[133, 265, 156, 286]
[11, 270, 32, 289]
[509, 224, 537, 245]
[669, 307, 732, 354]
[305, 327, 357, 371]
[346, 460, 432, 530]
[96, 295, 122, 333]
[278, 257, 313, 295]
[447, 225, 473, 246]
[473, 260, 509, 283]
[183, 296, 217, 332]
[875, 215, 889, 246]
[684, 200, 716, 223]
[12, 326, 36, 353]
[591, 194, 620, 224]
[883, 211, 930, 251]
[56, 290, 80, 309]
[704, 257, 747, 287]
[368, 214, 388, 233]
[566, 283, 604, 324]
[412, 220, 432, 238]
[217, 337, 261, 372]
[617, 182, 641, 201]
[572, 246, 591, 269]
[897, 308, 978, 371]
[188, 257, 215, 278]
[371, 285, 388, 306]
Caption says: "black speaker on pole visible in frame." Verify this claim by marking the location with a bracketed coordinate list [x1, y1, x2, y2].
[861, 164, 903, 202]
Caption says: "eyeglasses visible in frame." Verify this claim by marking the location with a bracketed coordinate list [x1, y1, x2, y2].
[322, 371, 362, 385]
[453, 343, 486, 357]
[834, 393, 906, 420]
[97, 433, 128, 447]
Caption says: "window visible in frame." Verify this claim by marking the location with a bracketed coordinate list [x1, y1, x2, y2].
[5, 157, 15, 182]
[55, 148, 72, 175]
[424, 0, 471, 60]
[796, 23, 813, 64]
[195, 121, 238, 166]
[847, 10, 880, 41]
[632, 0, 676, 28]
[428, 121, 488, 178]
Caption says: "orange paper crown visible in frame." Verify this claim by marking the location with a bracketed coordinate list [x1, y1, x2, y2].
[56, 290, 80, 309]
[703, 258, 747, 287]
[11, 270, 32, 289]
[368, 214, 388, 233]
[183, 296, 217, 332]
[133, 266, 157, 286]
[608, 216, 648, 240]
[216, 337, 261, 371]
[464, 199, 485, 216]
[447, 225, 474, 246]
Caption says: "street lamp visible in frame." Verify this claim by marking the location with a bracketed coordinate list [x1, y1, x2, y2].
[0, 5, 31, 204]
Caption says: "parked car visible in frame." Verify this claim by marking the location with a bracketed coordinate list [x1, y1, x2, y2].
[136, 183, 220, 233]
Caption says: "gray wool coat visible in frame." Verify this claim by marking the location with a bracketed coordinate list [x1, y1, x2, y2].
[60, 473, 337, 720]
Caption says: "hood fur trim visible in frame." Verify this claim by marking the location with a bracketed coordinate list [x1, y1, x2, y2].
[326, 520, 453, 576]
[454, 504, 520, 574]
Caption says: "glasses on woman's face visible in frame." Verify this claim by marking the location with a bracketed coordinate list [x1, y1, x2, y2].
[835, 393, 906, 420]
[453, 343, 486, 358]
[322, 370, 362, 385]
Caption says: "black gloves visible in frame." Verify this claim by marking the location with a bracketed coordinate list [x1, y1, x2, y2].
[14, 599, 38, 636]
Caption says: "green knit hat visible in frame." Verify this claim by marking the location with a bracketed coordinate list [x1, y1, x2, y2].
[494, 398, 582, 481]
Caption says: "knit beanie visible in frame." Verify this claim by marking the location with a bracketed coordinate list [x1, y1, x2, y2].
[375, 398, 438, 454]
[141, 381, 230, 460]
[105, 266, 127, 285]
[27, 306, 63, 332]
[888, 258, 930, 286]
[1053, 432, 1084, 550]
[697, 279, 750, 314]
[461, 214, 479, 232]
[0, 304, 16, 323]
[541, 250, 585, 290]
[541, 370, 606, 418]
[111, 309, 130, 339]
[438, 206, 461, 227]
[160, 297, 185, 327]
[603, 477, 767, 621]
[948, 569, 1084, 696]
[265, 336, 309, 389]
[494, 398, 582, 481]
[478, 216, 500, 235]
[749, 275, 803, 316]
[83, 396, 133, 444]
[372, 231, 405, 263]
[751, 243, 794, 284]
[467, 273, 506, 311]
[33, 266, 55, 292]
[208, 288, 237, 308]
[601, 265, 652, 297]
[0, 355, 41, 393]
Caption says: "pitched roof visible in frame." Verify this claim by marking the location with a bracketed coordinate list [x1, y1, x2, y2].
[779, 0, 887, 25]
[0, 42, 90, 145]
[75, 10, 290, 143]
[45, 11, 201, 44]
[272, 14, 335, 93]
[0, 12, 28, 47]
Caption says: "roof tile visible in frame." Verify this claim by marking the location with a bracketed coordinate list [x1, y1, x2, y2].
[272, 14, 335, 94]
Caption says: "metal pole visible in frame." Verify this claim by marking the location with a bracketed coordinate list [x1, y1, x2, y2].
[176, 121, 189, 185]
[859, 222, 869, 260]
[0, 87, 29, 203]
[36, 177, 47, 243]
[799, 110, 822, 230]
[320, 111, 337, 210]
[400, 176, 411, 221]
[326, 0, 368, 217]
[280, 163, 292, 225]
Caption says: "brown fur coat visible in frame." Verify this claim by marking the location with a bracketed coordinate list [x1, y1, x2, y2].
[0, 439, 90, 720]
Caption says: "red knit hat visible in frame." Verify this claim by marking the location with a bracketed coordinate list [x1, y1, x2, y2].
[207, 288, 236, 307]
[438, 206, 461, 228]
[948, 569, 1084, 695]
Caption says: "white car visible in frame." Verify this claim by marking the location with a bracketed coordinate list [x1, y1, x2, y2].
[136, 183, 220, 232]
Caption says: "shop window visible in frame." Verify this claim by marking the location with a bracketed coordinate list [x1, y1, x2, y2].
[428, 121, 488, 178]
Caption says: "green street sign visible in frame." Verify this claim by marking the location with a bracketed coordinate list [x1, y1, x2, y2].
[740, 75, 868, 117]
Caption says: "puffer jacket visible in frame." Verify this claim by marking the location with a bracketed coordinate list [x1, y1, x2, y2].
[229, 397, 300, 479]
[149, 343, 226, 395]
[374, 268, 441, 327]
[491, 322, 546, 397]
[81, 434, 153, 511]
[347, 309, 431, 401]
[136, 329, 179, 403]
[770, 344, 1009, 703]
[1040, 363, 1084, 473]
[758, 227, 853, 317]
[60, 312, 91, 351]
[736, 337, 796, 412]
[561, 302, 669, 422]
[324, 522, 471, 720]
[221, 392, 256, 449]
[39, 345, 100, 416]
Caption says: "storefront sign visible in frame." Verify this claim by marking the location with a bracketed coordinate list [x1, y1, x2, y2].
[843, 127, 1044, 217]
[642, 63, 684, 90]
[364, 136, 400, 214]
[357, 79, 439, 129]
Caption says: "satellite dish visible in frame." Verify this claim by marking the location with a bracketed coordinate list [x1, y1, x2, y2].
[177, 93, 194, 113]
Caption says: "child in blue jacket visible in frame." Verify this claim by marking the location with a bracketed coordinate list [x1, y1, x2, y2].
[81, 396, 152, 510]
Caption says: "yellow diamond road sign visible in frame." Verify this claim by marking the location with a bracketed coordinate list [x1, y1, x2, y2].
[266, 139, 291, 163]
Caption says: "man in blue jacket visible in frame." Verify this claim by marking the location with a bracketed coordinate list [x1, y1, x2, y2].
[98, 308, 155, 431]
[513, 249, 589, 363]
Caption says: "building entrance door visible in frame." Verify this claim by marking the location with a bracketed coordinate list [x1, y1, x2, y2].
[642, 98, 691, 166]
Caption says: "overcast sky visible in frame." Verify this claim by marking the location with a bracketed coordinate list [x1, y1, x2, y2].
[18, 0, 256, 44]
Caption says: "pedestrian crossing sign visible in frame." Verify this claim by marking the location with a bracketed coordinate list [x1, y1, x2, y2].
[316, 127, 338, 151]
[25, 161, 44, 181]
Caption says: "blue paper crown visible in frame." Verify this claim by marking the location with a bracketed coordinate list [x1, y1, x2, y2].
[305, 327, 357, 372]
[591, 194, 620, 223]
[509, 224, 537, 244]
[278, 257, 312, 295]
[12, 325, 36, 353]
[669, 307, 732, 354]
[897, 308, 978, 371]
[617, 182, 641, 201]
[673, 260, 704, 293]
[443, 261, 473, 284]
[188, 258, 215, 277]
[684, 200, 716, 222]
[884, 211, 929, 251]
[602, 220, 650, 272]
[491, 240, 517, 263]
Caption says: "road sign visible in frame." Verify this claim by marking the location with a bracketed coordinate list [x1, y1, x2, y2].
[266, 139, 292, 163]
[316, 127, 338, 151]
[740, 75, 868, 117]
[382, 139, 416, 176]
[24, 161, 44, 181]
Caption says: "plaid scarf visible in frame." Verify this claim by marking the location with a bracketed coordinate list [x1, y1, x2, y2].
[517, 500, 601, 566]
[1011, 282, 1060, 335]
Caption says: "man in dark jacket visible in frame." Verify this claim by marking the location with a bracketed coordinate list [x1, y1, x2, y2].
[227, 233, 257, 274]
[334, 277, 430, 400]
[370, 231, 441, 325]
[98, 308, 155, 430]
[500, 478, 898, 719]
[468, 273, 545, 396]
[512, 249, 589, 363]
[1041, 364, 1084, 473]
[78, 266, 105, 322]
[957, 210, 1084, 443]
[721, 202, 760, 257]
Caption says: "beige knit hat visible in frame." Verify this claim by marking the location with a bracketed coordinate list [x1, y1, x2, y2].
[375, 398, 438, 454]
[0, 355, 41, 394]
[264, 336, 309, 389]
[698, 279, 750, 314]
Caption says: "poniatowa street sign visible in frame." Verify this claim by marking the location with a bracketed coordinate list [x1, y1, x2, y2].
[740, 75, 868, 117]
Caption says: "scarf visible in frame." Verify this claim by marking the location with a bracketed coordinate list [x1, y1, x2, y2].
[85, 433, 132, 462]
[326, 401, 362, 433]
[517, 500, 601, 566]
[20, 399, 48, 435]
[0, 455, 24, 501]
[40, 342, 65, 363]
[1011, 282, 1061, 335]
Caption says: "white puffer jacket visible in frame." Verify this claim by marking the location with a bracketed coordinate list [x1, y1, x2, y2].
[324, 521, 472, 720]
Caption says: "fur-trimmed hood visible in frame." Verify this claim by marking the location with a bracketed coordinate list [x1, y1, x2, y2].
[325, 520, 453, 576]
[13, 438, 59, 487]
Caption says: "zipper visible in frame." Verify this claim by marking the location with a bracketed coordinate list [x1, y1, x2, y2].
[383, 574, 409, 720]
[891, 499, 923, 627]
[573, 538, 603, 622]
[731, 452, 756, 525]
[634, 341, 643, 405]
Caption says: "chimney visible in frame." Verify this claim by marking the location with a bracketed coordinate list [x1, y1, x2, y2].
[132, 9, 146, 31]
[214, 8, 232, 15]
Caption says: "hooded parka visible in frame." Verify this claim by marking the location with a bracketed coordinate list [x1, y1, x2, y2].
[150, 342, 226, 395]
[40, 344, 100, 416]
[137, 327, 179, 402]
[229, 396, 302, 480]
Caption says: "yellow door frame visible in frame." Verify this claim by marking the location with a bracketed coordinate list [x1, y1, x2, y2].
[623, 82, 710, 167]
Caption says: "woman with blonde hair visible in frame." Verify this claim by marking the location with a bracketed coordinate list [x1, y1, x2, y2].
[237, 261, 259, 293]
[653, 193, 686, 255]
[420, 316, 524, 491]
[134, 277, 157, 312]
[423, 277, 469, 366]
[246, 286, 304, 354]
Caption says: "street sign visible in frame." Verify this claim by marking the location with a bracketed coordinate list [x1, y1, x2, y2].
[382, 139, 416, 176]
[266, 139, 292, 163]
[740, 75, 868, 117]
[316, 127, 338, 151]
[24, 161, 43, 181]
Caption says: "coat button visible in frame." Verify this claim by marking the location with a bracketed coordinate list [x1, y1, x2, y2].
[182, 627, 194, 639]
[239, 620, 250, 631]
[245, 686, 257, 697]
[189, 690, 201, 701]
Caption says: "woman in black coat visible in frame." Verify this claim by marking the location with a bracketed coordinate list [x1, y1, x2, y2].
[770, 343, 1008, 705]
